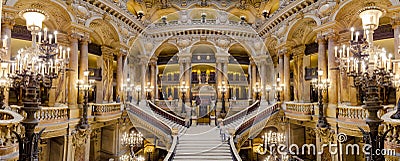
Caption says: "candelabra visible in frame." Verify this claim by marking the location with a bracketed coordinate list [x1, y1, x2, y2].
[335, 5, 397, 161]
[180, 82, 188, 114]
[311, 70, 330, 128]
[218, 81, 227, 114]
[77, 71, 94, 130]
[254, 82, 261, 101]
[266, 85, 271, 105]
[8, 9, 69, 161]
[121, 130, 144, 160]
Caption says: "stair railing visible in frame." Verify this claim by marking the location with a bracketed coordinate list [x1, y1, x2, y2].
[222, 100, 260, 126]
[163, 135, 178, 161]
[148, 101, 187, 127]
[229, 135, 242, 161]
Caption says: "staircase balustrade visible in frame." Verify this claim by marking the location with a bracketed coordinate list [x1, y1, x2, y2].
[229, 135, 242, 161]
[235, 103, 280, 136]
[127, 103, 171, 136]
[148, 101, 187, 127]
[10, 105, 69, 123]
[163, 135, 178, 161]
[223, 100, 260, 126]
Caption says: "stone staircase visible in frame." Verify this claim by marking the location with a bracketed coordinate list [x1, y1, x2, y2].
[173, 126, 232, 161]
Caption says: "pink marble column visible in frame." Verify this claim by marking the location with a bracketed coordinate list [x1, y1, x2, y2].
[327, 34, 339, 105]
[78, 39, 89, 103]
[68, 35, 79, 107]
[1, 19, 13, 106]
[278, 54, 284, 100]
[317, 35, 328, 101]
[283, 51, 291, 101]
[116, 51, 124, 101]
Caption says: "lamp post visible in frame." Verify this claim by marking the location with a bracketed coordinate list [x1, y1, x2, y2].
[253, 82, 261, 101]
[8, 9, 69, 161]
[311, 70, 330, 128]
[121, 130, 144, 160]
[335, 6, 397, 161]
[77, 70, 94, 130]
[218, 81, 227, 114]
[265, 85, 271, 105]
[135, 85, 141, 105]
[180, 82, 188, 114]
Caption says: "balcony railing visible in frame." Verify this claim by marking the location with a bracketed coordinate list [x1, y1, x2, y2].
[285, 102, 316, 115]
[381, 111, 400, 157]
[0, 110, 23, 159]
[91, 103, 122, 116]
[336, 104, 392, 122]
[10, 105, 69, 124]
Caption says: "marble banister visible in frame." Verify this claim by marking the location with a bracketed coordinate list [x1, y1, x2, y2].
[10, 105, 69, 124]
[381, 110, 400, 159]
[91, 103, 122, 116]
[148, 101, 186, 127]
[223, 100, 260, 126]
[0, 110, 23, 160]
[336, 104, 393, 122]
[284, 102, 316, 121]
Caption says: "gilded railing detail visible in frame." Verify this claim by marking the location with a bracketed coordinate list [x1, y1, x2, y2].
[91, 103, 122, 116]
[10, 105, 69, 123]
[0, 110, 23, 159]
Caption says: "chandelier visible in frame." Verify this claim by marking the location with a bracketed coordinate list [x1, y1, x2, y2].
[335, 5, 398, 161]
[121, 130, 144, 160]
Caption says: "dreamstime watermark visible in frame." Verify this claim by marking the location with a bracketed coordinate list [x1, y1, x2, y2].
[268, 133, 396, 156]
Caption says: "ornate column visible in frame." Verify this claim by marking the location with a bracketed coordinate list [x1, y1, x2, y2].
[317, 35, 328, 100]
[68, 34, 79, 108]
[150, 57, 157, 100]
[78, 36, 89, 103]
[116, 49, 126, 101]
[292, 46, 305, 102]
[101, 46, 114, 103]
[138, 56, 148, 104]
[251, 60, 257, 100]
[283, 50, 291, 101]
[185, 59, 191, 101]
[278, 54, 284, 100]
[1, 11, 14, 106]
[393, 17, 400, 101]
[327, 33, 339, 107]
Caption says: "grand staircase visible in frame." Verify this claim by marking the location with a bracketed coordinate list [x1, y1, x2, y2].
[173, 126, 233, 161]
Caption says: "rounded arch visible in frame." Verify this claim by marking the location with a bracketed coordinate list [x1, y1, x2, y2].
[12, 0, 75, 32]
[190, 41, 218, 54]
[285, 17, 318, 45]
[87, 18, 122, 47]
[154, 42, 179, 58]
[330, 0, 393, 30]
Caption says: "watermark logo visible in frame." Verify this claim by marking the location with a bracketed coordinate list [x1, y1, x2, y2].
[270, 133, 395, 156]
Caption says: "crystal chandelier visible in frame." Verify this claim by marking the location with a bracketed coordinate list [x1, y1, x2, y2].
[121, 130, 144, 160]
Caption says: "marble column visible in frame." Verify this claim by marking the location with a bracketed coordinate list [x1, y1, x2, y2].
[68, 35, 79, 107]
[260, 61, 267, 100]
[317, 35, 328, 102]
[293, 46, 305, 102]
[327, 34, 339, 106]
[283, 52, 291, 101]
[248, 60, 253, 100]
[1, 18, 13, 106]
[251, 61, 257, 100]
[140, 58, 147, 101]
[393, 19, 400, 101]
[185, 60, 191, 101]
[78, 39, 89, 103]
[116, 51, 124, 101]
[278, 54, 284, 100]
[150, 58, 157, 100]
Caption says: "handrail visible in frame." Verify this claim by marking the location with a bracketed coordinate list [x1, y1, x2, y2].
[10, 105, 69, 122]
[126, 103, 172, 136]
[223, 100, 260, 126]
[285, 102, 316, 115]
[148, 101, 186, 127]
[163, 135, 178, 161]
[235, 103, 280, 136]
[336, 104, 392, 121]
[229, 135, 242, 161]
[0, 110, 23, 157]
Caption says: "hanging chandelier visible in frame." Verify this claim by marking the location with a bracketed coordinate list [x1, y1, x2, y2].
[121, 130, 144, 160]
